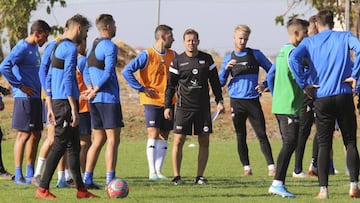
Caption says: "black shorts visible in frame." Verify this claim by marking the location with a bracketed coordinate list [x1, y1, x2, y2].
[173, 108, 212, 135]
[12, 98, 43, 131]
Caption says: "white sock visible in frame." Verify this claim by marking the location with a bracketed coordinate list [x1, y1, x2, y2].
[268, 164, 275, 171]
[34, 157, 46, 177]
[146, 139, 157, 174]
[155, 140, 168, 174]
[320, 186, 328, 193]
[350, 182, 358, 190]
[65, 169, 72, 181]
[272, 180, 283, 186]
[244, 165, 251, 171]
[57, 170, 65, 182]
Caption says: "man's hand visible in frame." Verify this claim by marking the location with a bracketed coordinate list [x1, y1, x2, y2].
[21, 85, 35, 97]
[255, 83, 266, 93]
[303, 84, 319, 99]
[70, 110, 79, 127]
[164, 108, 172, 120]
[144, 87, 158, 98]
[217, 102, 225, 114]
[343, 77, 357, 91]
[225, 59, 237, 70]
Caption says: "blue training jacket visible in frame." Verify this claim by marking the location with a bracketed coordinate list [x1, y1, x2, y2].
[218, 48, 272, 99]
[83, 38, 120, 104]
[45, 39, 79, 99]
[289, 29, 360, 98]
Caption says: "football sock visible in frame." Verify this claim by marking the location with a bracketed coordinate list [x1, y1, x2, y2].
[83, 171, 93, 184]
[272, 180, 283, 186]
[350, 182, 358, 190]
[146, 139, 156, 174]
[26, 164, 34, 178]
[15, 166, 23, 180]
[106, 171, 115, 185]
[155, 139, 167, 174]
[57, 170, 65, 181]
[65, 169, 72, 181]
[34, 157, 46, 177]
[244, 165, 251, 171]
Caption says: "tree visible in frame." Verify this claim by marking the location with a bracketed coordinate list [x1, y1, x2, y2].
[0, 0, 66, 60]
[276, 0, 360, 37]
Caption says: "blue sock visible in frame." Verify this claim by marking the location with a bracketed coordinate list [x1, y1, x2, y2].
[106, 171, 115, 185]
[83, 171, 93, 185]
[26, 164, 34, 178]
[15, 166, 23, 181]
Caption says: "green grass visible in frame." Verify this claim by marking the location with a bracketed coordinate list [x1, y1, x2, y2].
[0, 136, 355, 202]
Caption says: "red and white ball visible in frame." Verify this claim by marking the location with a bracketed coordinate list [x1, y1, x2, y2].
[106, 178, 129, 198]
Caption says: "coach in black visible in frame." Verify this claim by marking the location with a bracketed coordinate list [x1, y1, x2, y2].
[164, 28, 225, 185]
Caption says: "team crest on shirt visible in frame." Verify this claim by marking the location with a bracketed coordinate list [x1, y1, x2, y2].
[199, 60, 205, 64]
[192, 68, 199, 75]
[203, 126, 209, 132]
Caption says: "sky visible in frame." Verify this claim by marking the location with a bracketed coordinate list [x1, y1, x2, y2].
[24, 0, 316, 57]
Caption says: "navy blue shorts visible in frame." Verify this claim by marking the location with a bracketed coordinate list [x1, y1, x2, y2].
[90, 103, 124, 129]
[13, 98, 43, 131]
[173, 108, 212, 135]
[42, 99, 51, 124]
[79, 112, 91, 135]
[144, 104, 173, 131]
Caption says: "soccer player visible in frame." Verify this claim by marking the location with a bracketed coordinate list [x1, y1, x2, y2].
[82, 14, 124, 189]
[0, 86, 14, 180]
[35, 14, 98, 199]
[0, 20, 51, 184]
[266, 18, 309, 198]
[76, 38, 92, 174]
[292, 15, 338, 178]
[218, 24, 275, 176]
[122, 24, 176, 181]
[290, 9, 360, 199]
[164, 28, 225, 185]
[32, 34, 73, 188]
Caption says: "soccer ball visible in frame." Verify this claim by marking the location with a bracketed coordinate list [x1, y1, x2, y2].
[106, 178, 129, 198]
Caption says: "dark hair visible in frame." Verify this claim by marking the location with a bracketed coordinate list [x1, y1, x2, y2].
[154, 24, 173, 40]
[183, 28, 199, 40]
[316, 9, 334, 29]
[30, 20, 51, 34]
[308, 15, 316, 24]
[286, 18, 309, 29]
[96, 14, 114, 31]
[66, 14, 91, 29]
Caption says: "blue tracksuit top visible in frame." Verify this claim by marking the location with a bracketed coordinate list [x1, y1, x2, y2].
[83, 38, 120, 103]
[39, 40, 56, 91]
[289, 29, 360, 98]
[45, 39, 80, 99]
[0, 39, 41, 98]
[218, 48, 272, 99]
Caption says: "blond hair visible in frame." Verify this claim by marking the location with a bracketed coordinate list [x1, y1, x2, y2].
[234, 24, 251, 35]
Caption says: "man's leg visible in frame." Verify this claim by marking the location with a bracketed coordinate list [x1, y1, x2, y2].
[172, 133, 186, 177]
[83, 129, 106, 187]
[14, 131, 30, 183]
[197, 134, 209, 177]
[105, 127, 121, 185]
[25, 131, 41, 180]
